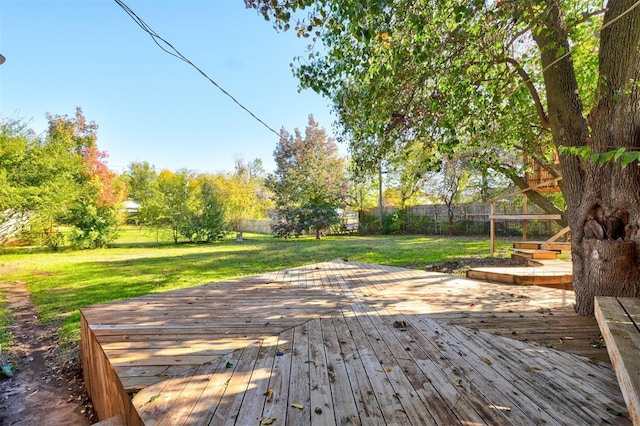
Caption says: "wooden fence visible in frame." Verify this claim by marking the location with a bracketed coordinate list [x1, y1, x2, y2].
[236, 201, 563, 237]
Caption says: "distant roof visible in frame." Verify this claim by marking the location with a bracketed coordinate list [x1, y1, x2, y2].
[123, 200, 140, 212]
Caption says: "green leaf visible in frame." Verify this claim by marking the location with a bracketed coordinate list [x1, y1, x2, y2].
[598, 151, 615, 166]
[620, 151, 640, 168]
[613, 147, 626, 160]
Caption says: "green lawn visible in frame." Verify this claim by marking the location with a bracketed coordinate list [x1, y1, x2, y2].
[0, 227, 511, 346]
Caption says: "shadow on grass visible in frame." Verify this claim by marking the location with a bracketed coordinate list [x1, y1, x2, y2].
[23, 235, 508, 340]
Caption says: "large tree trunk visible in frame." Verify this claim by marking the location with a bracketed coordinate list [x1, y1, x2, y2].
[534, 0, 640, 315]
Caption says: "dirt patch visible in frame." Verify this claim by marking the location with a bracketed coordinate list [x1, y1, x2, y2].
[0, 265, 18, 275]
[0, 282, 95, 425]
[416, 255, 524, 274]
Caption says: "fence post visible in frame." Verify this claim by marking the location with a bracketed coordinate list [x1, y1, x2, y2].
[490, 202, 496, 256]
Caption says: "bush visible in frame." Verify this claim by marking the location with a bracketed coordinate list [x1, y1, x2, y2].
[67, 201, 120, 249]
[405, 214, 432, 234]
[442, 221, 467, 236]
[382, 211, 405, 234]
[271, 207, 305, 238]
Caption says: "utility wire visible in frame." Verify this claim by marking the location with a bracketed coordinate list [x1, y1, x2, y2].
[601, 0, 640, 31]
[113, 0, 281, 138]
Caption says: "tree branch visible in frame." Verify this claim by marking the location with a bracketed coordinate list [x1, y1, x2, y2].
[566, 7, 608, 31]
[494, 164, 566, 227]
[503, 57, 551, 130]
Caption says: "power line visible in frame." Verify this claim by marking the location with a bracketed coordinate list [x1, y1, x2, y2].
[113, 0, 281, 138]
[601, 0, 640, 31]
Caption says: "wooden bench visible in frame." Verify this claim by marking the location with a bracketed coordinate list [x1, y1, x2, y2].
[595, 297, 640, 424]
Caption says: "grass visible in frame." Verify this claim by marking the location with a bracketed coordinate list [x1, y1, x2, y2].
[0, 227, 511, 346]
[0, 286, 11, 350]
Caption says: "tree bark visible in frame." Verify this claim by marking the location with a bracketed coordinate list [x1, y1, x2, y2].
[575, 239, 640, 315]
[534, 0, 640, 315]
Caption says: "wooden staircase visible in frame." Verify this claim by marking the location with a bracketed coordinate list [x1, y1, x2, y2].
[467, 241, 573, 290]
[512, 241, 563, 263]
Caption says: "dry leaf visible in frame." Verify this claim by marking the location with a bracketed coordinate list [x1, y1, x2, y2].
[291, 403, 304, 410]
[529, 366, 541, 371]
[147, 393, 161, 404]
[385, 367, 393, 372]
[305, 360, 318, 367]
[261, 417, 277, 425]
[264, 388, 274, 401]
[481, 357, 492, 365]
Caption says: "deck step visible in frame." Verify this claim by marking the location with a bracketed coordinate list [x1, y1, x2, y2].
[541, 242, 572, 251]
[512, 248, 559, 261]
[513, 241, 569, 252]
[466, 267, 573, 290]
[513, 241, 545, 250]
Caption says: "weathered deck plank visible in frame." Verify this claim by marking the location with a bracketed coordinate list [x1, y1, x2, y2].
[595, 297, 640, 425]
[81, 260, 629, 425]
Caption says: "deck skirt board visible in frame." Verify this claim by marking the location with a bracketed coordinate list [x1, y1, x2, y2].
[81, 260, 629, 425]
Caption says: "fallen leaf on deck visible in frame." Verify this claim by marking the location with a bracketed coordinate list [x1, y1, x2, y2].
[529, 366, 541, 371]
[264, 388, 274, 401]
[291, 403, 304, 410]
[606, 407, 622, 416]
[385, 367, 393, 372]
[481, 357, 492, 365]
[305, 360, 318, 367]
[261, 417, 277, 425]
[393, 320, 407, 330]
[147, 393, 161, 404]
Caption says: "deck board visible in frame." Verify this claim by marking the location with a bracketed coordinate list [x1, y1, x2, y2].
[81, 260, 630, 425]
[595, 297, 640, 425]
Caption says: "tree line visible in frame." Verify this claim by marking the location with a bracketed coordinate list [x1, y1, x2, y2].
[2, 110, 524, 248]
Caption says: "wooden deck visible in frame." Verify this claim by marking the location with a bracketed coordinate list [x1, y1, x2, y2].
[81, 260, 629, 425]
[595, 297, 640, 424]
[467, 258, 573, 290]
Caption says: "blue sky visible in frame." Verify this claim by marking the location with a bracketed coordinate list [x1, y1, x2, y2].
[0, 0, 338, 173]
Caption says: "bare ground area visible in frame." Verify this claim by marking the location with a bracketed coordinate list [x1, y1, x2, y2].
[0, 256, 521, 425]
[0, 282, 94, 425]
[417, 254, 524, 274]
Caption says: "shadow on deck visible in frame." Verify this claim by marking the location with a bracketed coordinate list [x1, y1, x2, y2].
[82, 260, 628, 425]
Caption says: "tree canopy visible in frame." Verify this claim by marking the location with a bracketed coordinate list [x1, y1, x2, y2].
[0, 109, 125, 248]
[267, 115, 348, 238]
